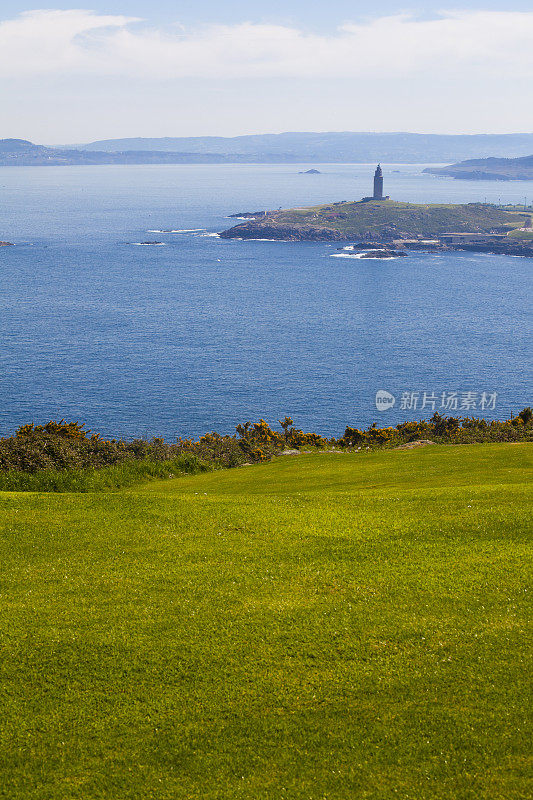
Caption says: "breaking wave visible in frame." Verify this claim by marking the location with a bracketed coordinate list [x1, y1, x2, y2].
[147, 228, 206, 233]
[330, 252, 396, 260]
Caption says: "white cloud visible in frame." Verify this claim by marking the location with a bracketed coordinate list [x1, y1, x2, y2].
[0, 10, 139, 75]
[1, 8, 533, 80]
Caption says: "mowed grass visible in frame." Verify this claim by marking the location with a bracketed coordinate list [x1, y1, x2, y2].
[0, 443, 531, 800]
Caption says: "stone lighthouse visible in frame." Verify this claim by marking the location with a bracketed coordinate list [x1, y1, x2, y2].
[373, 164, 384, 200]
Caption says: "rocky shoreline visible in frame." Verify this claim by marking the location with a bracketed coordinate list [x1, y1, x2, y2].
[220, 221, 346, 241]
[219, 209, 533, 257]
[451, 240, 533, 257]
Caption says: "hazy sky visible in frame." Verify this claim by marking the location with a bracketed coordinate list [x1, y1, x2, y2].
[1, 2, 533, 143]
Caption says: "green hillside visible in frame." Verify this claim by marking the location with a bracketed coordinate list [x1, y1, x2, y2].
[1, 443, 531, 799]
[424, 155, 533, 181]
[220, 200, 530, 240]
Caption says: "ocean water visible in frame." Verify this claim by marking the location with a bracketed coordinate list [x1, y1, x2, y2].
[0, 163, 531, 439]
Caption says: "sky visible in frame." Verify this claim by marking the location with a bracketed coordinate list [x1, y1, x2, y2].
[1, 2, 533, 144]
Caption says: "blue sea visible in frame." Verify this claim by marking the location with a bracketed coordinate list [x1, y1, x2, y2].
[0, 163, 531, 439]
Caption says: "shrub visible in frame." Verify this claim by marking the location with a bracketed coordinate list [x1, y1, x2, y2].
[0, 410, 531, 491]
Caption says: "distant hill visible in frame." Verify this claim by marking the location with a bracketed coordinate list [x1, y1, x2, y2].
[5, 135, 533, 168]
[0, 139, 295, 166]
[77, 132, 533, 163]
[424, 155, 533, 181]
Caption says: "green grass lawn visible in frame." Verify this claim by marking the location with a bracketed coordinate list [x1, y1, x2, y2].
[507, 228, 533, 240]
[1, 443, 531, 799]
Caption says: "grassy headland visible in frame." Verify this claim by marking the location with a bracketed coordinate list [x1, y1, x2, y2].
[0, 441, 531, 799]
[424, 155, 533, 181]
[220, 200, 531, 241]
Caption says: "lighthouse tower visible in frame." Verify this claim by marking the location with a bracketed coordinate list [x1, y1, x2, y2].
[373, 164, 384, 200]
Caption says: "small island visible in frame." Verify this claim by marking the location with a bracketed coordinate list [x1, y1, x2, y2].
[0, 241, 14, 246]
[220, 165, 533, 256]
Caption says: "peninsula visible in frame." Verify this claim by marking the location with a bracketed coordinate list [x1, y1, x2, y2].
[220, 166, 533, 255]
[424, 154, 533, 181]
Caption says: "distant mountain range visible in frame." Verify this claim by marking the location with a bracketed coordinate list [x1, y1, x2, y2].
[2, 133, 533, 167]
[74, 132, 533, 162]
[424, 155, 533, 181]
[0, 139, 289, 166]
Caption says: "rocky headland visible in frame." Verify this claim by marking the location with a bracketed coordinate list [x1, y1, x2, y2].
[219, 200, 533, 255]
